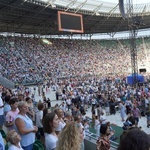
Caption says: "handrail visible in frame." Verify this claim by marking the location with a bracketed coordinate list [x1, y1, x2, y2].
[85, 131, 119, 149]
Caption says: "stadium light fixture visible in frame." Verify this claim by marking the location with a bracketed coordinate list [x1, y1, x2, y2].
[42, 39, 52, 45]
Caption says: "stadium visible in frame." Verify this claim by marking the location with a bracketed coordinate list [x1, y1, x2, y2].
[0, 0, 150, 150]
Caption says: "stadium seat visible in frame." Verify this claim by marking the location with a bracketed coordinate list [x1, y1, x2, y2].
[0, 129, 6, 139]
[34, 140, 44, 150]
[5, 143, 9, 150]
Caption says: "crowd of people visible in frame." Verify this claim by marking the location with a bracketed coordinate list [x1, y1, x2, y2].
[0, 36, 150, 150]
[0, 74, 150, 149]
[0, 86, 85, 150]
[0, 36, 150, 84]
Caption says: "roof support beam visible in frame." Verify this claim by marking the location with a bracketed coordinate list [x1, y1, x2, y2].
[49, 0, 56, 8]
[141, 4, 146, 17]
[75, 0, 88, 13]
[83, 4, 103, 24]
[107, 4, 119, 18]
[65, 0, 78, 12]
[92, 3, 103, 15]
[13, 2, 52, 32]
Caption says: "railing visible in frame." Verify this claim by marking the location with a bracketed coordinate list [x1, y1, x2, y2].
[85, 131, 119, 150]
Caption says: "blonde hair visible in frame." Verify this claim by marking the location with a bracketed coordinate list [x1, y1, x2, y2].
[56, 122, 81, 150]
[6, 130, 19, 144]
[18, 101, 28, 110]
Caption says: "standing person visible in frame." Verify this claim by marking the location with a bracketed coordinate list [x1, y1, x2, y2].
[66, 98, 72, 111]
[131, 105, 141, 126]
[25, 97, 35, 121]
[0, 95, 4, 129]
[36, 102, 44, 140]
[3, 95, 11, 116]
[99, 112, 107, 125]
[14, 101, 38, 150]
[83, 120, 90, 136]
[91, 106, 96, 125]
[145, 104, 150, 128]
[97, 105, 103, 119]
[54, 108, 66, 135]
[43, 112, 59, 150]
[119, 102, 126, 122]
[42, 108, 51, 123]
[94, 116, 100, 136]
[64, 111, 72, 124]
[91, 98, 96, 108]
[125, 99, 132, 116]
[6, 130, 23, 150]
[56, 122, 84, 150]
[96, 123, 114, 150]
[47, 98, 51, 108]
[105, 99, 110, 116]
[59, 102, 66, 113]
[5, 98, 19, 131]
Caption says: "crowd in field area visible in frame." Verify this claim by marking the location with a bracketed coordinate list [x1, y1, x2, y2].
[0, 36, 150, 149]
[0, 36, 150, 84]
[0, 74, 150, 150]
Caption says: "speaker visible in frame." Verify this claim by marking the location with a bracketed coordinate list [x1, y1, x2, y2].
[139, 68, 146, 73]
[119, 0, 126, 19]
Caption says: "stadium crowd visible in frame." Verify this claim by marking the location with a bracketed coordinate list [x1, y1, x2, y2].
[1, 36, 150, 84]
[0, 76, 150, 149]
[0, 36, 150, 150]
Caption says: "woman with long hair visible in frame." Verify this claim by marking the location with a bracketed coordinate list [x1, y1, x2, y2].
[56, 122, 84, 150]
[96, 123, 114, 150]
[54, 108, 66, 135]
[43, 112, 59, 150]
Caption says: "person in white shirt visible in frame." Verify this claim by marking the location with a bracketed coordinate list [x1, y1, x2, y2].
[43, 112, 59, 150]
[95, 116, 100, 136]
[66, 98, 72, 111]
[7, 130, 23, 150]
[54, 108, 66, 135]
[59, 102, 66, 113]
[83, 120, 90, 136]
[36, 102, 44, 140]
[100, 112, 107, 124]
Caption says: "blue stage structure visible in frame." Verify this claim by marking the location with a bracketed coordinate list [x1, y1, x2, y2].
[127, 74, 144, 85]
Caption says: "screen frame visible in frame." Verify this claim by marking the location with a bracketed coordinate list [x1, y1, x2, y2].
[57, 11, 84, 33]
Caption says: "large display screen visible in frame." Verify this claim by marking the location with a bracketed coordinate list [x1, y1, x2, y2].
[58, 11, 84, 33]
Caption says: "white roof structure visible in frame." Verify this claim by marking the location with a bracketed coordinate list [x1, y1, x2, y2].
[39, 0, 150, 14]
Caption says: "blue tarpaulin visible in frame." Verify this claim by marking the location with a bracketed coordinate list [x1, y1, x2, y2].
[127, 73, 144, 85]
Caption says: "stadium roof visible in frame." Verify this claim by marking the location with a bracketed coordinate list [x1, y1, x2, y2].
[0, 0, 150, 35]
[40, 0, 150, 14]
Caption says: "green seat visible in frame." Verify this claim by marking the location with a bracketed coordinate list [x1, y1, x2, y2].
[34, 140, 44, 150]
[0, 129, 6, 139]
[33, 143, 39, 150]
[5, 143, 9, 150]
